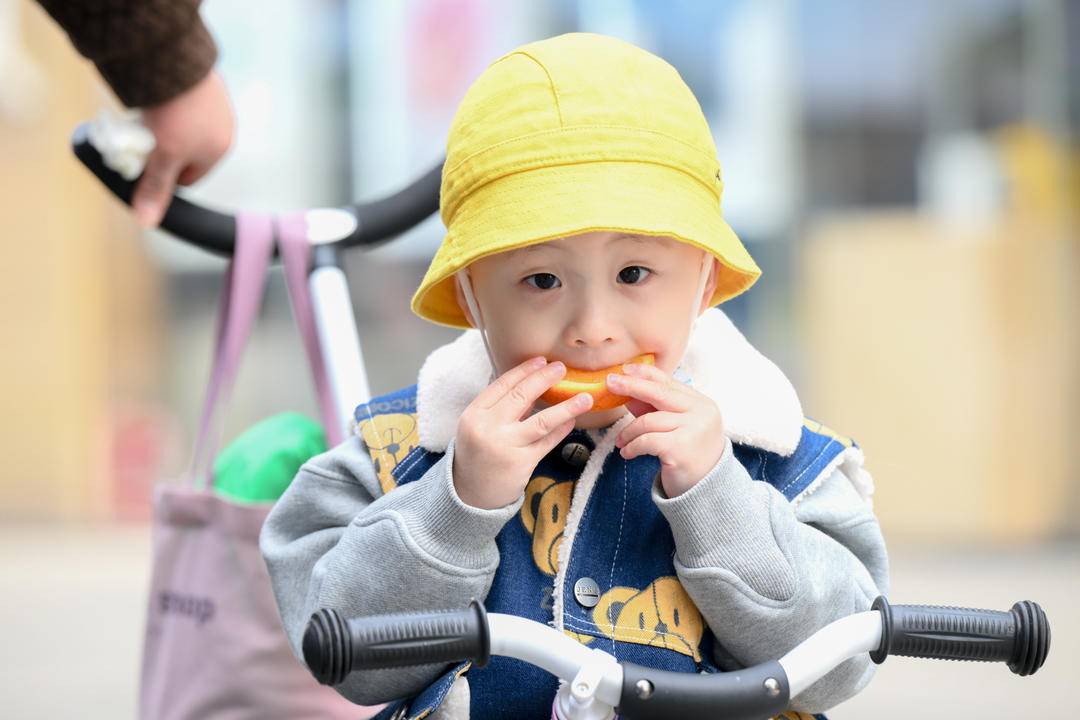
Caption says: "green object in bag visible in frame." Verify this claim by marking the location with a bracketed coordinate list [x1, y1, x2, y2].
[213, 412, 327, 503]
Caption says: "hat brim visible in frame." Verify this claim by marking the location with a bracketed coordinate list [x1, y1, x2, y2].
[412, 160, 761, 329]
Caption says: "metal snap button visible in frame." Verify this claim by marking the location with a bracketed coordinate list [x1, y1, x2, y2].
[574, 577, 601, 608]
[561, 442, 591, 468]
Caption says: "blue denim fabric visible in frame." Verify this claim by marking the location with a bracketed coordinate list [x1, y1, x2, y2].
[732, 423, 852, 501]
[356, 387, 849, 720]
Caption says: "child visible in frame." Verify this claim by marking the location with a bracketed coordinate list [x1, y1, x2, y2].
[262, 33, 888, 720]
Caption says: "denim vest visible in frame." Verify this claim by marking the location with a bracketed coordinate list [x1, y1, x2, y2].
[355, 385, 846, 720]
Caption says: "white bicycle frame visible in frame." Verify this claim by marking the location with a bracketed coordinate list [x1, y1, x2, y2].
[304, 208, 375, 436]
[487, 611, 883, 720]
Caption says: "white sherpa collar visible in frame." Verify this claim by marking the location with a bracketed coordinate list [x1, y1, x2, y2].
[415, 307, 804, 456]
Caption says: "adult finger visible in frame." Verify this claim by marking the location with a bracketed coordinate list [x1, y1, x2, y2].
[519, 392, 593, 446]
[473, 356, 549, 409]
[132, 150, 183, 228]
[176, 161, 212, 186]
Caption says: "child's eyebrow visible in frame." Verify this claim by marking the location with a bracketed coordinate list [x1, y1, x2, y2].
[610, 233, 650, 245]
[517, 234, 668, 255]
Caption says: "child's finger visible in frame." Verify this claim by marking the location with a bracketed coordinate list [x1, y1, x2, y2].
[605, 371, 690, 413]
[625, 398, 657, 417]
[492, 360, 568, 421]
[530, 418, 577, 458]
[474, 356, 550, 409]
[619, 429, 675, 461]
[520, 392, 593, 446]
[622, 361, 678, 383]
[614, 411, 681, 449]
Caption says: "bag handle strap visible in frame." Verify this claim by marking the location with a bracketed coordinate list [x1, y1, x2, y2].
[188, 210, 345, 488]
[276, 212, 343, 447]
[188, 212, 275, 488]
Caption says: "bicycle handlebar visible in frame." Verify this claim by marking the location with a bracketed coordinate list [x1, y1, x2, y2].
[870, 596, 1050, 676]
[71, 123, 442, 257]
[304, 600, 491, 686]
[303, 596, 1049, 720]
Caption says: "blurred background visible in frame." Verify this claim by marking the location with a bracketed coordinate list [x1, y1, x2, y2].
[1, 0, 1077, 717]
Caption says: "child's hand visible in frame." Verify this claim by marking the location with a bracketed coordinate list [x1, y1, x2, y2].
[606, 363, 726, 498]
[453, 357, 595, 509]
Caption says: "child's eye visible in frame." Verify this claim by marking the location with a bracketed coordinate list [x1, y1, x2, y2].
[617, 266, 652, 284]
[524, 273, 561, 290]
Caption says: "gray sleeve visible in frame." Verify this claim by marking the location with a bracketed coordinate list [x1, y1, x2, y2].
[652, 438, 889, 714]
[260, 435, 522, 706]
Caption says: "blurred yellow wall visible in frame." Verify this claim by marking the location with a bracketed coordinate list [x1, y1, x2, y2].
[799, 212, 1078, 543]
[1, 3, 162, 521]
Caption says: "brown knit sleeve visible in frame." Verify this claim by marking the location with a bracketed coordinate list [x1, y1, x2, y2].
[36, 0, 218, 108]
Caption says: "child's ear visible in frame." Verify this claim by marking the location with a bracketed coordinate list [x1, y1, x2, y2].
[453, 274, 478, 328]
[698, 256, 719, 315]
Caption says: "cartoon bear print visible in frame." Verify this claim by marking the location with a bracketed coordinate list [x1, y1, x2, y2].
[355, 412, 418, 495]
[592, 576, 705, 661]
[520, 474, 575, 576]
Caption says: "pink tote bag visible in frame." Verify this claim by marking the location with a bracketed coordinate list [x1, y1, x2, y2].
[138, 212, 374, 719]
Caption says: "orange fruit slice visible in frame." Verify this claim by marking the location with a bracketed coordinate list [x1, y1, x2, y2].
[540, 353, 655, 410]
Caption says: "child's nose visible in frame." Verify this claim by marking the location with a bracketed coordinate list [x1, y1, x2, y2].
[568, 309, 618, 348]
[573, 335, 615, 348]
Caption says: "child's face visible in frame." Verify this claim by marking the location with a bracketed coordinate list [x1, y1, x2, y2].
[455, 230, 718, 429]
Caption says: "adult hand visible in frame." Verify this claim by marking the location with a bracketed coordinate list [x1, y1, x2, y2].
[607, 362, 727, 499]
[453, 356, 595, 509]
[132, 69, 234, 227]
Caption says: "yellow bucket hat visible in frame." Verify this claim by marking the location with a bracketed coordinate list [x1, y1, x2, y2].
[412, 32, 761, 329]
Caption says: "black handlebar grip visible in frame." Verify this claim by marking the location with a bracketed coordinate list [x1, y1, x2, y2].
[303, 600, 490, 686]
[71, 124, 138, 205]
[347, 162, 442, 245]
[871, 597, 1049, 676]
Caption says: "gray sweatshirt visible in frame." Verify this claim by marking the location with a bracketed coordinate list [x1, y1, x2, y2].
[260, 309, 889, 716]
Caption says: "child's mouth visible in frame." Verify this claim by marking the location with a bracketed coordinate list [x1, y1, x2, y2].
[540, 353, 655, 410]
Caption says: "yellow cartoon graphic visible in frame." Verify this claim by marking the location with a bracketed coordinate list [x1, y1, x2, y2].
[520, 474, 574, 576]
[356, 412, 419, 494]
[592, 576, 704, 661]
[563, 629, 594, 646]
[803, 418, 853, 448]
[772, 713, 816, 720]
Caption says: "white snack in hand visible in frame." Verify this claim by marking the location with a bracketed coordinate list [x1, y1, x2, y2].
[87, 110, 155, 181]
